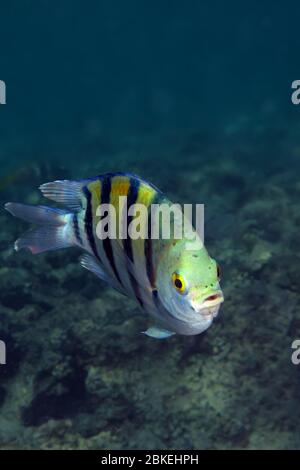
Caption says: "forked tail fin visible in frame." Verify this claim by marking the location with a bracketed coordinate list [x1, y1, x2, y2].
[5, 202, 74, 254]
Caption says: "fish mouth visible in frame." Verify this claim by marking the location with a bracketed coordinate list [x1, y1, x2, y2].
[197, 293, 224, 319]
[200, 305, 220, 318]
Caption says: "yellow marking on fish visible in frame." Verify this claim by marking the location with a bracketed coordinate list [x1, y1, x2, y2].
[111, 175, 131, 198]
[131, 183, 157, 269]
[88, 180, 102, 218]
[110, 176, 130, 237]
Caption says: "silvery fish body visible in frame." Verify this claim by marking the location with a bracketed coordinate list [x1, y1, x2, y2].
[5, 172, 224, 339]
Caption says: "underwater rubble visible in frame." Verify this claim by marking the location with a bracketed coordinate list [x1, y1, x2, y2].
[0, 139, 300, 450]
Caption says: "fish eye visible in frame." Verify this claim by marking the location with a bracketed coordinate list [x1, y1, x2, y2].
[217, 264, 221, 280]
[172, 272, 187, 295]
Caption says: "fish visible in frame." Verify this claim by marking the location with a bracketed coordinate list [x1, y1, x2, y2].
[5, 172, 224, 339]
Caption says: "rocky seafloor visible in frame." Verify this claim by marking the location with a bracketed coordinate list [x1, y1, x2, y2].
[0, 129, 300, 449]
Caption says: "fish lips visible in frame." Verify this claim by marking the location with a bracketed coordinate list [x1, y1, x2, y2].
[197, 299, 223, 319]
[200, 305, 220, 319]
[192, 292, 224, 319]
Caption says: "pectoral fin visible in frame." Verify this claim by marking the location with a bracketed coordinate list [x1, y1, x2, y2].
[142, 326, 176, 339]
[80, 254, 125, 294]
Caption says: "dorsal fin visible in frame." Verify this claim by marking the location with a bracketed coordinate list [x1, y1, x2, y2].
[39, 179, 91, 211]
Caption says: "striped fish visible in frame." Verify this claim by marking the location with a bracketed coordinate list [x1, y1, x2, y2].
[5, 172, 224, 339]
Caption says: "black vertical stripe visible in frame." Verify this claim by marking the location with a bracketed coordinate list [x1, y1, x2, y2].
[122, 178, 143, 306]
[130, 273, 143, 307]
[123, 177, 140, 261]
[152, 289, 161, 309]
[73, 213, 83, 245]
[100, 176, 123, 286]
[144, 233, 155, 288]
[82, 186, 101, 261]
[144, 193, 161, 289]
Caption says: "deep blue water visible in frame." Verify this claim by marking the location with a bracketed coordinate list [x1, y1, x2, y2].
[1, 1, 300, 168]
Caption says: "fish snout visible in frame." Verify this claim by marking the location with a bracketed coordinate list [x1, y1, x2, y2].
[200, 291, 224, 318]
[204, 293, 221, 302]
[190, 290, 224, 320]
[203, 291, 223, 305]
